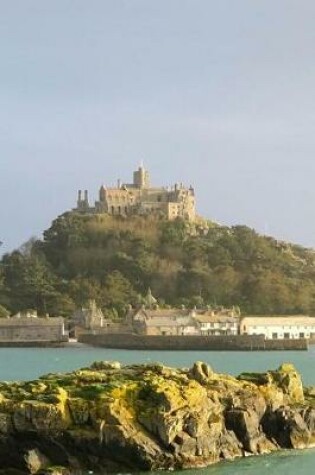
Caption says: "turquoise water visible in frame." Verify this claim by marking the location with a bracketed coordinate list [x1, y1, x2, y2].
[0, 345, 314, 385]
[0, 345, 314, 474]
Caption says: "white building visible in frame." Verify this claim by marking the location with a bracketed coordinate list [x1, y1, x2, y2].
[240, 315, 315, 340]
[193, 312, 239, 336]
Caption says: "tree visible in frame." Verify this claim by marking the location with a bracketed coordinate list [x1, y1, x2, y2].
[1, 251, 59, 314]
[101, 271, 137, 315]
[0, 304, 9, 318]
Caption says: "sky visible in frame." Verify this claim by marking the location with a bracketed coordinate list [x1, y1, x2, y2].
[1, 0, 315, 254]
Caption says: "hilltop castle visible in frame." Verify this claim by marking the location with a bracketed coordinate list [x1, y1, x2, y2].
[75, 166, 196, 221]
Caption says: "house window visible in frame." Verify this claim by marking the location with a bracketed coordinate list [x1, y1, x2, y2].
[299, 332, 305, 338]
[272, 332, 278, 339]
[284, 332, 290, 339]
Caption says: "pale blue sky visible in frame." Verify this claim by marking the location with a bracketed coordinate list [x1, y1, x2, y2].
[1, 0, 315, 253]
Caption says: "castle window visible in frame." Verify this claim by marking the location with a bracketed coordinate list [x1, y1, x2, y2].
[118, 206, 121, 215]
[111, 206, 114, 215]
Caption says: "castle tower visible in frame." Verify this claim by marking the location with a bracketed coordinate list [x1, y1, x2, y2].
[77, 190, 82, 208]
[77, 189, 89, 210]
[84, 190, 89, 207]
[99, 185, 106, 202]
[133, 166, 150, 189]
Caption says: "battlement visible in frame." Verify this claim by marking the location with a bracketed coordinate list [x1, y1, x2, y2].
[76, 166, 196, 221]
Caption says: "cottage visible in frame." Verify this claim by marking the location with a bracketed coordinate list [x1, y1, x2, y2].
[192, 310, 239, 336]
[240, 315, 315, 340]
[132, 308, 199, 336]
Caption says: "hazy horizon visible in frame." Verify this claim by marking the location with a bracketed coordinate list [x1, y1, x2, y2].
[1, 1, 315, 254]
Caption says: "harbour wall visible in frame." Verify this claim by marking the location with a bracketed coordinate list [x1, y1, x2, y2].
[78, 333, 308, 351]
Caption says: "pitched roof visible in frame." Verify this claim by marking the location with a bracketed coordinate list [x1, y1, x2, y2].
[142, 315, 198, 328]
[0, 317, 64, 326]
[134, 308, 190, 320]
[241, 315, 315, 326]
[193, 314, 238, 324]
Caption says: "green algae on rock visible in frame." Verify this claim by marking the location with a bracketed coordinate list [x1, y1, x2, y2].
[0, 361, 314, 474]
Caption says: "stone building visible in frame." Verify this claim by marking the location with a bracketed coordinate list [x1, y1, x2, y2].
[132, 308, 200, 336]
[130, 295, 240, 336]
[0, 314, 67, 343]
[70, 300, 104, 337]
[191, 308, 240, 336]
[76, 165, 196, 221]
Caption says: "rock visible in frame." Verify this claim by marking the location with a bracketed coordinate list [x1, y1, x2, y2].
[270, 363, 304, 404]
[0, 413, 13, 434]
[189, 362, 213, 384]
[89, 361, 121, 371]
[24, 449, 50, 474]
[38, 468, 71, 475]
[0, 361, 313, 473]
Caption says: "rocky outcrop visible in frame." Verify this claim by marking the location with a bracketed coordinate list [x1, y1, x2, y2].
[0, 361, 314, 474]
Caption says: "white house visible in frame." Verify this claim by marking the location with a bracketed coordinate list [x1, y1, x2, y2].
[240, 315, 315, 340]
[192, 312, 239, 336]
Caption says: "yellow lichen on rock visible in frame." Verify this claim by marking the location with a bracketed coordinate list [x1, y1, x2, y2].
[0, 361, 313, 474]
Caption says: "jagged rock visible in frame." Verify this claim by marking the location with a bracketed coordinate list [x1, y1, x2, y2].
[90, 361, 121, 371]
[24, 449, 50, 475]
[271, 363, 304, 404]
[0, 361, 313, 473]
[189, 361, 213, 384]
[262, 406, 312, 449]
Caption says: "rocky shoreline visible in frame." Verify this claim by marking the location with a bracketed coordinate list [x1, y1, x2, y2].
[0, 361, 314, 474]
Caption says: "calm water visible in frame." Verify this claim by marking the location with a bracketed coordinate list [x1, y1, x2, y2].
[0, 345, 314, 475]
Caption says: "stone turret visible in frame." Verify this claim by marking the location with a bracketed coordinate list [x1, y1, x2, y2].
[144, 288, 158, 308]
[133, 166, 150, 188]
[77, 189, 89, 210]
[99, 185, 106, 202]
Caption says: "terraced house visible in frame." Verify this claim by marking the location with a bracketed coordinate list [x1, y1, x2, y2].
[240, 315, 315, 340]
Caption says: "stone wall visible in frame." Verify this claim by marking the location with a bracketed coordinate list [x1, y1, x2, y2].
[78, 333, 308, 351]
[0, 318, 66, 343]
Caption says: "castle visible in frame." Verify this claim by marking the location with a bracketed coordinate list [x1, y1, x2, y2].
[75, 166, 196, 221]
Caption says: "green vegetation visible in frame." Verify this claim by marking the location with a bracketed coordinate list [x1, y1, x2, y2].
[1, 212, 315, 317]
[0, 304, 9, 318]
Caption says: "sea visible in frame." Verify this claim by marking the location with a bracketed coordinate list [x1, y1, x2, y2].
[0, 345, 314, 475]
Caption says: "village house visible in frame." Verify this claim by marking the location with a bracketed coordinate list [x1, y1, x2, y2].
[0, 312, 67, 343]
[69, 300, 105, 337]
[129, 291, 240, 336]
[70, 300, 133, 337]
[132, 307, 200, 336]
[240, 315, 315, 340]
[192, 309, 239, 336]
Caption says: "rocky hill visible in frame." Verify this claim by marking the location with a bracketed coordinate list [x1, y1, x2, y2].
[2, 213, 315, 316]
[0, 361, 314, 474]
